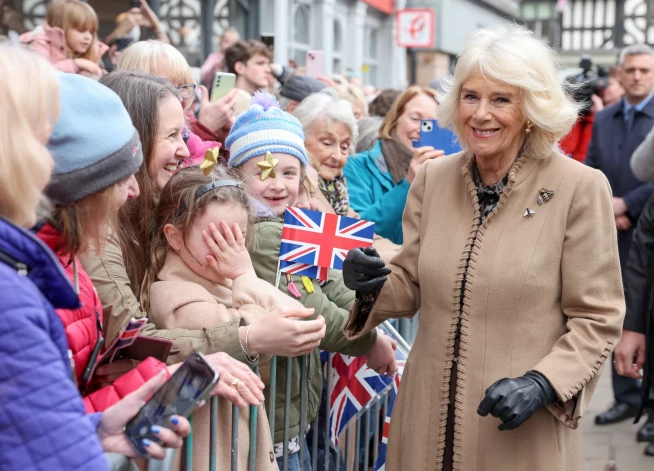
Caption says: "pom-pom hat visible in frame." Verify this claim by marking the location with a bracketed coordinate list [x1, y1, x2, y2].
[226, 91, 308, 169]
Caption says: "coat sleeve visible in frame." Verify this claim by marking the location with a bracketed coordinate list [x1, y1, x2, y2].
[631, 125, 654, 182]
[319, 270, 356, 311]
[79, 233, 254, 366]
[83, 357, 168, 413]
[532, 169, 625, 429]
[250, 223, 377, 357]
[623, 193, 654, 334]
[344, 161, 427, 339]
[0, 283, 108, 470]
[344, 156, 410, 245]
[623, 182, 654, 219]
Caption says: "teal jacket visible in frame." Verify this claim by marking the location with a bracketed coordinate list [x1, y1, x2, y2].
[343, 140, 411, 245]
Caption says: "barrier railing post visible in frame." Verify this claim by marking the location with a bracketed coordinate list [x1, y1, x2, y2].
[282, 357, 293, 471]
[249, 364, 259, 471]
[324, 353, 332, 471]
[373, 396, 381, 465]
[185, 415, 193, 470]
[344, 426, 351, 471]
[268, 356, 277, 444]
[311, 418, 318, 471]
[231, 404, 239, 471]
[363, 407, 371, 471]
[209, 397, 218, 471]
[298, 355, 308, 466]
[354, 416, 361, 471]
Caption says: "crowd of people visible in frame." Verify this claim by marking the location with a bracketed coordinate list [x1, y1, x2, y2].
[1, 0, 654, 470]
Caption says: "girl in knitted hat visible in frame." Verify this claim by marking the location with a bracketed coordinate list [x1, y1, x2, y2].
[226, 91, 398, 469]
[20, 0, 107, 77]
[141, 165, 327, 470]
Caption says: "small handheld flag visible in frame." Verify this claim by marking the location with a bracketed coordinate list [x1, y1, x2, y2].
[279, 207, 375, 281]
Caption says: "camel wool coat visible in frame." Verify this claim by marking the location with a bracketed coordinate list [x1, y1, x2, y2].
[345, 150, 625, 471]
[149, 252, 301, 471]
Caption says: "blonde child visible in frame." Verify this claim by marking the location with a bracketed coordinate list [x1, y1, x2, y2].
[225, 91, 398, 468]
[20, 0, 107, 76]
[142, 165, 326, 470]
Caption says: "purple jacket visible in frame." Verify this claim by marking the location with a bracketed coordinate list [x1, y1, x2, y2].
[0, 216, 109, 470]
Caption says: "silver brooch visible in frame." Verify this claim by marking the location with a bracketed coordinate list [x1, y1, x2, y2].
[538, 188, 554, 205]
[524, 208, 536, 218]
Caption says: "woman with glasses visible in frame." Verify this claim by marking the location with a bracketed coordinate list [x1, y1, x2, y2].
[118, 39, 238, 165]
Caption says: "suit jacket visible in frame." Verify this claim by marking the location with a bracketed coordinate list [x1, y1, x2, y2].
[585, 98, 654, 274]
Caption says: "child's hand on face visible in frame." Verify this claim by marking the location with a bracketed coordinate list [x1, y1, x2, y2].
[202, 221, 255, 281]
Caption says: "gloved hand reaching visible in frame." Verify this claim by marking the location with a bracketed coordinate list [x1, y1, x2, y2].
[477, 371, 557, 431]
[343, 247, 391, 295]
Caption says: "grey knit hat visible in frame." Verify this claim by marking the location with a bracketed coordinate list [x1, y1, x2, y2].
[45, 73, 143, 205]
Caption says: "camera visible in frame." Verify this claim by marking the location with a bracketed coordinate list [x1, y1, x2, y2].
[565, 55, 609, 116]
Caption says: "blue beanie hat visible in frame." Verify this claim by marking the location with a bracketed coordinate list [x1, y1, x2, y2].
[45, 73, 143, 205]
[226, 91, 308, 169]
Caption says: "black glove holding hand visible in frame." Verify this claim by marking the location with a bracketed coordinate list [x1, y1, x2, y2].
[343, 247, 391, 295]
[477, 371, 557, 431]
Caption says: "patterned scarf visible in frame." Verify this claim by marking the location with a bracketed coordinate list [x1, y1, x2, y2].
[472, 163, 509, 223]
[319, 174, 350, 216]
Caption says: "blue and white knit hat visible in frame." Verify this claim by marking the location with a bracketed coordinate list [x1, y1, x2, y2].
[226, 91, 308, 169]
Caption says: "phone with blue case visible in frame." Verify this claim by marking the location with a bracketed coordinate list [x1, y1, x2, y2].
[412, 119, 462, 156]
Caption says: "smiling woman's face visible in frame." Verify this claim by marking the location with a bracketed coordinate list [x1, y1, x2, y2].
[149, 96, 190, 189]
[459, 71, 526, 161]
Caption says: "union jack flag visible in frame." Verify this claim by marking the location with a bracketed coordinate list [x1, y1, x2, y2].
[373, 373, 401, 471]
[279, 207, 375, 281]
[327, 323, 407, 448]
[115, 317, 147, 350]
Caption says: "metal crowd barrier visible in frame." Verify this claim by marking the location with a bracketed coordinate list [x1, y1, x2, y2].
[159, 316, 420, 470]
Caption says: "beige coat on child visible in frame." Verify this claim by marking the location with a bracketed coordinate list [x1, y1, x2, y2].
[149, 252, 302, 471]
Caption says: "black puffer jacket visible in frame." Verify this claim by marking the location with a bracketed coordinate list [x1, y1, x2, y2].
[624, 192, 654, 419]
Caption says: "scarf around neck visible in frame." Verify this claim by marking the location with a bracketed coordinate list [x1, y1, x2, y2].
[319, 173, 349, 216]
[380, 134, 414, 184]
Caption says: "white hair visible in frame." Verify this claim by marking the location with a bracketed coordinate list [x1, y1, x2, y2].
[437, 25, 580, 158]
[293, 88, 359, 146]
[619, 44, 654, 66]
[278, 95, 294, 111]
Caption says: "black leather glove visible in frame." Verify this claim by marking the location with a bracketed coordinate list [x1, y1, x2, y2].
[477, 371, 557, 431]
[343, 247, 391, 294]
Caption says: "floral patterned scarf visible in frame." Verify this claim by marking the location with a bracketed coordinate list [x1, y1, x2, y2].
[319, 174, 350, 216]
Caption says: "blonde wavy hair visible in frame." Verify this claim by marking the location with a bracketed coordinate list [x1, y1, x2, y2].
[437, 25, 580, 158]
[118, 40, 195, 87]
[0, 45, 59, 227]
[47, 0, 100, 62]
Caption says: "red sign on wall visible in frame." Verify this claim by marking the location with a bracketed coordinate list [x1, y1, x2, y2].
[362, 0, 393, 15]
[396, 9, 435, 48]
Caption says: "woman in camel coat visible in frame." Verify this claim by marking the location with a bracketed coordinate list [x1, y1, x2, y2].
[342, 25, 625, 471]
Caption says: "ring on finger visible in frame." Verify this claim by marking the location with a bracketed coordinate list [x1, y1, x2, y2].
[230, 378, 240, 389]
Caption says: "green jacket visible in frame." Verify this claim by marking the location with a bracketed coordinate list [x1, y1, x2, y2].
[249, 218, 377, 443]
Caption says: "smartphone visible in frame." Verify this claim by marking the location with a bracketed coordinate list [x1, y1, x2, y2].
[124, 352, 219, 456]
[115, 37, 133, 52]
[260, 34, 275, 52]
[412, 119, 462, 156]
[211, 72, 236, 102]
[306, 50, 325, 78]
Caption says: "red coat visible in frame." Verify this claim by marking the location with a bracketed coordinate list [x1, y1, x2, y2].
[559, 113, 595, 162]
[36, 223, 168, 412]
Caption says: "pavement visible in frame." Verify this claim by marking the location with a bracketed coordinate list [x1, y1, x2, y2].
[583, 365, 652, 470]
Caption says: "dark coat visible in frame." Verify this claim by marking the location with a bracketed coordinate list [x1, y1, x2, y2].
[623, 192, 654, 418]
[0, 216, 109, 470]
[585, 99, 654, 274]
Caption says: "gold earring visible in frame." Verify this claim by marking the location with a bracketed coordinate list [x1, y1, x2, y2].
[525, 120, 533, 134]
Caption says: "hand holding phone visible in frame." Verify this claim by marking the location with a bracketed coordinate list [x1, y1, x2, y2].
[306, 50, 325, 78]
[211, 72, 236, 102]
[98, 370, 191, 459]
[124, 352, 219, 456]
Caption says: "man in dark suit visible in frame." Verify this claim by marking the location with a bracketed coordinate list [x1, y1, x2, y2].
[585, 44, 654, 439]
